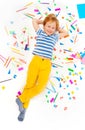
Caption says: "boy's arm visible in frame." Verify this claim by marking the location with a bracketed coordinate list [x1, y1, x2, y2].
[58, 27, 69, 39]
[32, 18, 43, 32]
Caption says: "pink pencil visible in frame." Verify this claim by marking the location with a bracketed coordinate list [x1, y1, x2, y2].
[16, 7, 27, 12]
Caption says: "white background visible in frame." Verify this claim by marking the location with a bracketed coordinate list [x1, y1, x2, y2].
[0, 0, 85, 130]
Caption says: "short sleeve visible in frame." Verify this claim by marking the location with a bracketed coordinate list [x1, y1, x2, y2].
[54, 33, 60, 42]
[36, 28, 43, 35]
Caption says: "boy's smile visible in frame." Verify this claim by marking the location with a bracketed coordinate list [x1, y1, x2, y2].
[43, 21, 56, 35]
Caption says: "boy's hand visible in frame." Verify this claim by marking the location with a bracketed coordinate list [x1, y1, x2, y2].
[32, 18, 43, 32]
[58, 27, 69, 39]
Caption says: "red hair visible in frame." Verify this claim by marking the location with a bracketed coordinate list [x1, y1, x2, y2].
[43, 14, 59, 31]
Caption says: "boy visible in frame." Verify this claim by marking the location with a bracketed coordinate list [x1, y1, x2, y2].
[16, 13, 68, 121]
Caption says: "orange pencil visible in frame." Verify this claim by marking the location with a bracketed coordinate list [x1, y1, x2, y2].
[67, 58, 73, 60]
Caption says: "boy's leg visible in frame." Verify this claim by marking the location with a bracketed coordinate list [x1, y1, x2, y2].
[18, 109, 26, 121]
[19, 58, 51, 108]
[16, 98, 25, 112]
[17, 55, 40, 108]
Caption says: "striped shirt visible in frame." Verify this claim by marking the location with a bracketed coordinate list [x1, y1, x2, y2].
[32, 28, 59, 59]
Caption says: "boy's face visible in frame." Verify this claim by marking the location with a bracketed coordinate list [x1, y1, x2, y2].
[43, 21, 56, 35]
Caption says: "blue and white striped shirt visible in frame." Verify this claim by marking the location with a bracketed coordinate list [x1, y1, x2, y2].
[32, 28, 59, 59]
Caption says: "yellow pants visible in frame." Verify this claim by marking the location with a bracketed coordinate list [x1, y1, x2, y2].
[19, 55, 51, 108]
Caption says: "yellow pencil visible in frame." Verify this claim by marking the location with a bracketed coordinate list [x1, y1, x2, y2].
[25, 13, 35, 17]
[4, 26, 9, 35]
[24, 2, 33, 7]
[11, 47, 24, 56]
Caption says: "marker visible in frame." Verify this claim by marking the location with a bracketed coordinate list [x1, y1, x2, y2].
[69, 79, 73, 84]
[68, 68, 74, 72]
[55, 8, 61, 11]
[71, 25, 75, 30]
[50, 98, 55, 103]
[18, 67, 24, 71]
[34, 9, 39, 12]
